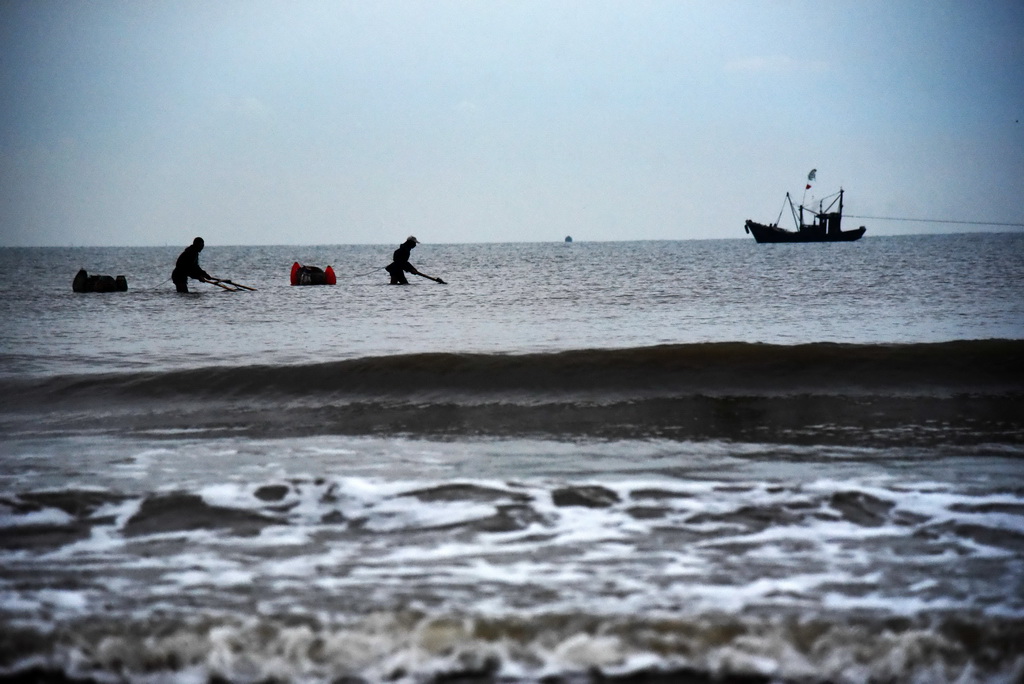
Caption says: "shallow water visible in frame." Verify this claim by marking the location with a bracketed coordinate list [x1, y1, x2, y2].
[3, 235, 1023, 377]
[1, 235, 1023, 683]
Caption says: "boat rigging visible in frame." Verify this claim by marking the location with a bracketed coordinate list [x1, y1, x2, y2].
[745, 188, 866, 243]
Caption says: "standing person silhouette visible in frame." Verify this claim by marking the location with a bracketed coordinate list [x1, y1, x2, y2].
[171, 237, 212, 293]
[385, 236, 420, 285]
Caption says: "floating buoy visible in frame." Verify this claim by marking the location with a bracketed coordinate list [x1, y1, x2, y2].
[291, 262, 336, 286]
[73, 268, 127, 293]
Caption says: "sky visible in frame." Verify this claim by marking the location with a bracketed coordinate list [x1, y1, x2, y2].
[1, 0, 1022, 246]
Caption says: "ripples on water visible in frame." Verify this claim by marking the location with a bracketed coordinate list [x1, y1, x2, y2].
[2, 234, 1023, 375]
[1, 234, 1023, 683]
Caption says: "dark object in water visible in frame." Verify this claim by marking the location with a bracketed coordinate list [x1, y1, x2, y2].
[72, 269, 127, 293]
[745, 188, 866, 243]
[565, 235, 573, 242]
[290, 262, 336, 286]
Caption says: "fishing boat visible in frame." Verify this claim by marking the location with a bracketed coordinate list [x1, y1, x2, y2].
[745, 188, 866, 243]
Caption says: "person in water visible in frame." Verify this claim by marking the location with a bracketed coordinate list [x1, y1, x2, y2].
[171, 237, 213, 293]
[385, 236, 421, 285]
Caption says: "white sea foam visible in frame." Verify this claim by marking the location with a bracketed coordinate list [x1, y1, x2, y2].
[0, 506, 72, 527]
[2, 430, 1023, 683]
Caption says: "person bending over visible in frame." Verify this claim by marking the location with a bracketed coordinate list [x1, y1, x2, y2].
[385, 236, 420, 285]
[172, 237, 212, 293]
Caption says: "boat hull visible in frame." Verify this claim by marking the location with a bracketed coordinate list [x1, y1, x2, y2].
[745, 220, 866, 244]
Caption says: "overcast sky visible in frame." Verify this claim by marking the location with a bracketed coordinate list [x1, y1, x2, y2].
[1, 0, 1022, 246]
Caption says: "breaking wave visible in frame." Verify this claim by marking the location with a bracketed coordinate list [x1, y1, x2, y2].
[3, 475, 1024, 684]
[6, 339, 1024, 399]
[2, 340, 1022, 444]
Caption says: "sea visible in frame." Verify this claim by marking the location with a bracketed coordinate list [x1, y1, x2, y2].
[0, 234, 1022, 684]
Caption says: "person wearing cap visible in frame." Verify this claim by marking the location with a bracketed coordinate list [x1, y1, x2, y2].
[171, 237, 213, 293]
[385, 236, 421, 285]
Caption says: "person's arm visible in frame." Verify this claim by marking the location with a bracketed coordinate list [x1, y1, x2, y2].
[188, 252, 211, 280]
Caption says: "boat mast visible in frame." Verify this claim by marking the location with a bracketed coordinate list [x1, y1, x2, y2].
[786, 193, 800, 229]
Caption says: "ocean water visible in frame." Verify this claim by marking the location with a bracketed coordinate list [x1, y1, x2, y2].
[1, 234, 1023, 684]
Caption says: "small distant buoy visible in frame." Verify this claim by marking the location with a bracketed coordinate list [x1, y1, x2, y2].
[564, 236, 573, 243]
